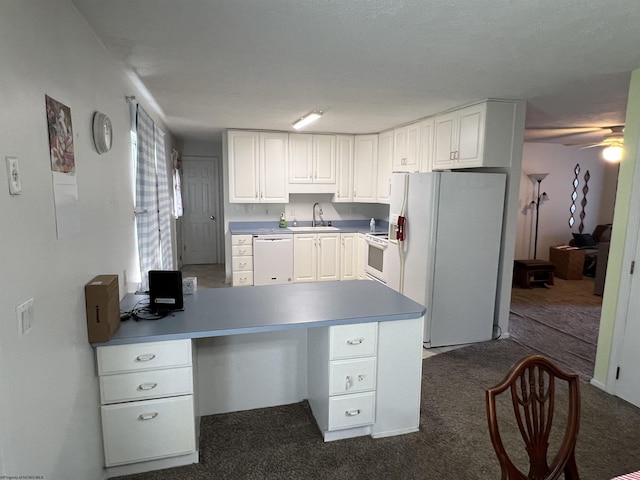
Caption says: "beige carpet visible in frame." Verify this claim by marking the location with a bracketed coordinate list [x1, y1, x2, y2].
[509, 276, 602, 380]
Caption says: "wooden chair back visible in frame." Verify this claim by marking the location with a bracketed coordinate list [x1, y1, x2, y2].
[486, 355, 581, 480]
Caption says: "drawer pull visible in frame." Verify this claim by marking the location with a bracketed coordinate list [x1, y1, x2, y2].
[135, 353, 156, 362]
[346, 338, 363, 346]
[345, 409, 361, 417]
[138, 382, 158, 391]
[138, 412, 159, 421]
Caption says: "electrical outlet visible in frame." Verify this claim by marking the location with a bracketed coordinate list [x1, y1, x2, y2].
[16, 297, 34, 337]
[6, 156, 22, 195]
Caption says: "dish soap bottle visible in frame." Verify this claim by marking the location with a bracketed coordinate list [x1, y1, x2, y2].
[279, 213, 287, 228]
[370, 217, 376, 232]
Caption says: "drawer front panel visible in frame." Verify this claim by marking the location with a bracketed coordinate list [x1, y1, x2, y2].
[101, 395, 195, 466]
[100, 366, 193, 404]
[232, 271, 254, 286]
[232, 235, 253, 246]
[328, 391, 375, 430]
[232, 256, 254, 272]
[232, 245, 253, 257]
[330, 322, 378, 359]
[97, 340, 192, 375]
[329, 357, 376, 396]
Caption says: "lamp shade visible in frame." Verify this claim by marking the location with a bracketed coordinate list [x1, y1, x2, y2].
[602, 144, 623, 163]
[527, 173, 549, 183]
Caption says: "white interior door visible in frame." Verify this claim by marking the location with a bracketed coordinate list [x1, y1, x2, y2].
[181, 157, 222, 265]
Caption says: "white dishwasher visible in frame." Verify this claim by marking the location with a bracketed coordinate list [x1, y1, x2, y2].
[252, 234, 294, 286]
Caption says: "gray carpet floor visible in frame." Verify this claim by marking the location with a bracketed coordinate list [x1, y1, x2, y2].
[114, 339, 640, 480]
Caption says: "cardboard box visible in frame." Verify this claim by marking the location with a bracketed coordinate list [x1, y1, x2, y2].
[85, 275, 120, 343]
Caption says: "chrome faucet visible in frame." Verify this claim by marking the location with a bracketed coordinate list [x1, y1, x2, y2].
[312, 202, 324, 227]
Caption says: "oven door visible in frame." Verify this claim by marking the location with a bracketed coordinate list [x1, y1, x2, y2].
[364, 235, 389, 283]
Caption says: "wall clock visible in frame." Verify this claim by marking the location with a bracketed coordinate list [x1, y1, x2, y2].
[92, 111, 112, 154]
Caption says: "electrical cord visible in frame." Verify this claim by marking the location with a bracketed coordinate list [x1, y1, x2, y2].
[120, 298, 171, 322]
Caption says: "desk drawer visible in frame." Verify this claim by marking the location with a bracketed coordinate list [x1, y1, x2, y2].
[100, 367, 193, 404]
[232, 256, 253, 272]
[329, 358, 376, 396]
[232, 245, 253, 257]
[328, 391, 375, 430]
[232, 271, 254, 286]
[101, 395, 195, 466]
[330, 322, 377, 360]
[97, 340, 192, 375]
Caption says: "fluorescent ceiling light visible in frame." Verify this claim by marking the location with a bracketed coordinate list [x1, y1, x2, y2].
[292, 111, 323, 130]
[602, 144, 623, 163]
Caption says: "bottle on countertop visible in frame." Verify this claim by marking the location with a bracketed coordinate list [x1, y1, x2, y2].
[279, 213, 287, 228]
[370, 218, 376, 232]
[292, 218, 298, 227]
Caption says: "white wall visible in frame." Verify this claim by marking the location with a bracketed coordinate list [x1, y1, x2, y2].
[515, 143, 618, 261]
[0, 2, 171, 478]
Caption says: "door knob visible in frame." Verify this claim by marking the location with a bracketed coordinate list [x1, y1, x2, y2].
[210, 216, 215, 220]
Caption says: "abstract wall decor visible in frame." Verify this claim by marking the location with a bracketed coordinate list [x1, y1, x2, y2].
[568, 164, 579, 228]
[45, 95, 75, 174]
[579, 170, 590, 234]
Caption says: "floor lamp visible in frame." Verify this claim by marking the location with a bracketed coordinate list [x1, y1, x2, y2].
[528, 173, 549, 259]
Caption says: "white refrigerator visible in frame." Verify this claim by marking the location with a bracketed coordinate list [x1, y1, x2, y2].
[387, 172, 506, 347]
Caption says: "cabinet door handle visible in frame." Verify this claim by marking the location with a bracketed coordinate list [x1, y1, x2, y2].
[138, 382, 158, 391]
[345, 409, 361, 417]
[346, 338, 363, 346]
[138, 412, 159, 421]
[345, 375, 353, 390]
[135, 353, 156, 362]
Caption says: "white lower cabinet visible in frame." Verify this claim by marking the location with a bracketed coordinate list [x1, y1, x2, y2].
[101, 395, 196, 466]
[96, 339, 196, 469]
[231, 234, 254, 286]
[340, 233, 357, 281]
[308, 322, 378, 441]
[293, 233, 340, 282]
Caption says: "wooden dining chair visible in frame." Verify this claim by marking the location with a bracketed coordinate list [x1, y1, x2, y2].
[486, 355, 581, 480]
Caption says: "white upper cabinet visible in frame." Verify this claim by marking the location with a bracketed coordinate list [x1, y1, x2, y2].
[392, 122, 421, 172]
[353, 134, 378, 203]
[433, 103, 486, 169]
[334, 135, 354, 203]
[432, 100, 518, 170]
[376, 130, 393, 204]
[227, 130, 288, 203]
[289, 134, 336, 185]
[419, 117, 434, 172]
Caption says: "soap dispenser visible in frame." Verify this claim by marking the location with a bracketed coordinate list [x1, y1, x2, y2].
[279, 213, 287, 228]
[370, 218, 376, 232]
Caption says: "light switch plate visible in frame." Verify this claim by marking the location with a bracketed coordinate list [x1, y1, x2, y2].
[17, 297, 34, 337]
[6, 156, 22, 195]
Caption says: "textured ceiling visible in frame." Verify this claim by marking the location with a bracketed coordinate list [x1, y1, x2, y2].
[71, 0, 640, 145]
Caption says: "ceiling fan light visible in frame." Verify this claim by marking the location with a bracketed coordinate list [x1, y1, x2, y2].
[292, 111, 323, 130]
[602, 144, 623, 163]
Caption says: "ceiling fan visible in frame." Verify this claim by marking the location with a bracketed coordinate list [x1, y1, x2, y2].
[525, 125, 625, 163]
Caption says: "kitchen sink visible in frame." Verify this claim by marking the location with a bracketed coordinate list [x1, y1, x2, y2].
[287, 226, 340, 232]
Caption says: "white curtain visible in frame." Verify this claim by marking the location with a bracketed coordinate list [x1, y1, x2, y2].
[134, 106, 173, 291]
[155, 125, 173, 270]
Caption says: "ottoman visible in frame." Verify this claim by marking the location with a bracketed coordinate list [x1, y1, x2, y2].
[513, 260, 555, 288]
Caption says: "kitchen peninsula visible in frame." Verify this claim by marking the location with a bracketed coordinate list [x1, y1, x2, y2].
[93, 280, 426, 477]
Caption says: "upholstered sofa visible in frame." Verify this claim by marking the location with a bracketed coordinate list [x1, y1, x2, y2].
[569, 224, 612, 295]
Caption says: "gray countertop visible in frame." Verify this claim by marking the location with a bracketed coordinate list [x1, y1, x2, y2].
[93, 281, 425, 347]
[229, 220, 389, 236]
